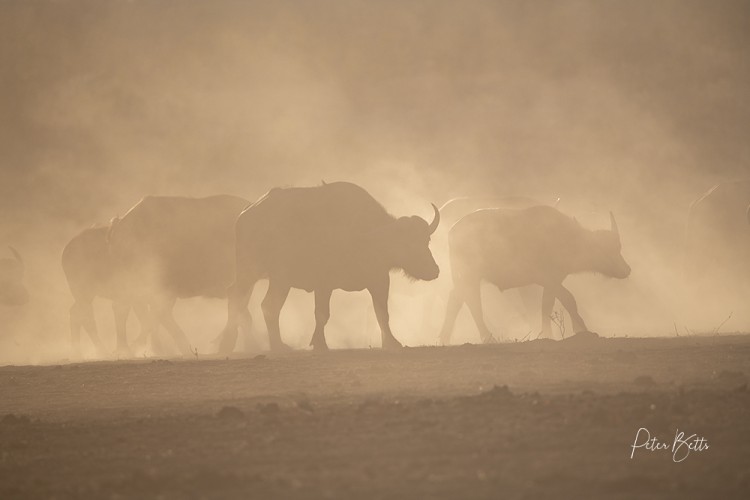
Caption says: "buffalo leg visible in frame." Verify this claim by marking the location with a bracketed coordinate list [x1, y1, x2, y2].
[238, 306, 262, 352]
[550, 284, 588, 333]
[310, 289, 332, 350]
[131, 301, 150, 345]
[262, 280, 291, 351]
[438, 287, 464, 345]
[153, 296, 193, 356]
[219, 278, 255, 354]
[112, 300, 132, 356]
[463, 281, 495, 343]
[71, 300, 104, 356]
[131, 302, 164, 354]
[69, 303, 83, 354]
[517, 285, 541, 333]
[540, 286, 555, 338]
[368, 275, 402, 349]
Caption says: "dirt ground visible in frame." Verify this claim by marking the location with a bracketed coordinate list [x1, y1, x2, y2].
[1, 334, 749, 499]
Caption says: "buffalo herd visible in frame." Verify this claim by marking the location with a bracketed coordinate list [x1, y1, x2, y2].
[3, 179, 749, 357]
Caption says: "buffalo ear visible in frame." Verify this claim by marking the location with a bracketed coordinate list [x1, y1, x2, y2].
[106, 216, 121, 244]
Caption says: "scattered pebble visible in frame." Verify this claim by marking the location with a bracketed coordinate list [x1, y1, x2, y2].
[1, 414, 30, 425]
[296, 400, 314, 413]
[714, 370, 746, 383]
[258, 402, 280, 415]
[216, 406, 244, 420]
[634, 375, 656, 387]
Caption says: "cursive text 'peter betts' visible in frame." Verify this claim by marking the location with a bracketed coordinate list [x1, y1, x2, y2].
[630, 428, 709, 462]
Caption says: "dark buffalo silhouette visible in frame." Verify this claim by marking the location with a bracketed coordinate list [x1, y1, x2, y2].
[107, 195, 249, 355]
[0, 247, 28, 306]
[218, 181, 440, 352]
[439, 205, 630, 343]
[62, 225, 151, 356]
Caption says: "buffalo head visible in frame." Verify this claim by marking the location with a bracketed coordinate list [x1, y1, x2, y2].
[375, 204, 440, 281]
[588, 212, 631, 279]
[0, 247, 29, 305]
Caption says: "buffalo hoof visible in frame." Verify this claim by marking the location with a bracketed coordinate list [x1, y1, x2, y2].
[381, 337, 403, 350]
[216, 331, 239, 355]
[132, 334, 149, 349]
[112, 346, 133, 359]
[310, 340, 329, 351]
[564, 331, 600, 343]
[270, 341, 292, 352]
[481, 334, 499, 345]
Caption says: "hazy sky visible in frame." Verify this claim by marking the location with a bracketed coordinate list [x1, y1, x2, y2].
[1, 0, 748, 229]
[0, 1, 748, 360]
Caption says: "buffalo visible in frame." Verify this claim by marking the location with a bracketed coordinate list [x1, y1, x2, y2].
[426, 195, 560, 341]
[218, 181, 440, 352]
[0, 246, 28, 306]
[62, 225, 151, 356]
[106, 195, 249, 355]
[439, 205, 630, 343]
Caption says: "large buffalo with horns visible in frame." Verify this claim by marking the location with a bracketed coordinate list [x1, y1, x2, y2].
[439, 206, 630, 343]
[218, 181, 440, 352]
[0, 247, 28, 306]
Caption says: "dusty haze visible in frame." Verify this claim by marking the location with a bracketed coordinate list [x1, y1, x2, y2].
[1, 0, 749, 364]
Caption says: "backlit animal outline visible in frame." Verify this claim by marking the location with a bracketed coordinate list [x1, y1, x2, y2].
[218, 181, 440, 352]
[439, 205, 631, 343]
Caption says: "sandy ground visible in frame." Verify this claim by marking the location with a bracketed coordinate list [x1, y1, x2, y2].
[1, 334, 749, 499]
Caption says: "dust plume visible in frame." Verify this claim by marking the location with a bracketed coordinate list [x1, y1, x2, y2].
[1, 0, 748, 363]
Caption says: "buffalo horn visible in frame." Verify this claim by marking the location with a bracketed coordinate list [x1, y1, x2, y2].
[428, 203, 440, 235]
[8, 246, 23, 272]
[609, 211, 620, 238]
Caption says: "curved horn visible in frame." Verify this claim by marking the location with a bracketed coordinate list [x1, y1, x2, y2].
[107, 216, 120, 245]
[428, 203, 440, 235]
[609, 211, 620, 237]
[8, 246, 23, 272]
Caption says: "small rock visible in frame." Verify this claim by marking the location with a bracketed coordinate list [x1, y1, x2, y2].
[1, 414, 30, 425]
[258, 402, 280, 415]
[297, 400, 314, 413]
[216, 406, 244, 420]
[564, 331, 600, 343]
[634, 375, 656, 387]
[715, 370, 746, 383]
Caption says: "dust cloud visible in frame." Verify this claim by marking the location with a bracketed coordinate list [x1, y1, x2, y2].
[1, 0, 749, 364]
